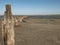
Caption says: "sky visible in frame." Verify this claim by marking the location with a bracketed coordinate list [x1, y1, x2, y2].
[0, 0, 60, 15]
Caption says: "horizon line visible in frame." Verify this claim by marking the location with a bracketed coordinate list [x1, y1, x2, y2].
[0, 14, 60, 16]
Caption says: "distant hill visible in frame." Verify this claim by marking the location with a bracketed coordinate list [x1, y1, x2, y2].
[28, 15, 60, 19]
[0, 14, 60, 19]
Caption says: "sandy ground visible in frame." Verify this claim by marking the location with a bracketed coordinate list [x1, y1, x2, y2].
[0, 18, 60, 45]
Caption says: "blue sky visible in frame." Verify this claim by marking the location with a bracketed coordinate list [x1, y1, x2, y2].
[0, 0, 60, 15]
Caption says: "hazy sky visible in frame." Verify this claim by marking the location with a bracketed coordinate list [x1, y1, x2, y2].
[0, 0, 60, 15]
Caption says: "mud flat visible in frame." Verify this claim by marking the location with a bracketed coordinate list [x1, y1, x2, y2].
[0, 16, 60, 45]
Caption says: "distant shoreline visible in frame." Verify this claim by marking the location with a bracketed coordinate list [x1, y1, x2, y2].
[0, 15, 60, 19]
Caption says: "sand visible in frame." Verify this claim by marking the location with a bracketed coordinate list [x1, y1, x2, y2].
[0, 18, 60, 45]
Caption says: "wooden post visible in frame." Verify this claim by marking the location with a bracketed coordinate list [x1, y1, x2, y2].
[2, 4, 15, 45]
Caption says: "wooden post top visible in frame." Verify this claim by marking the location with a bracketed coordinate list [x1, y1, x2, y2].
[6, 4, 11, 12]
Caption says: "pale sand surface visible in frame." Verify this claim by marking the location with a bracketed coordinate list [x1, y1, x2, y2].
[0, 18, 60, 45]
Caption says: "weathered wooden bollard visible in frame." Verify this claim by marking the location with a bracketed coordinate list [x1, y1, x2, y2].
[2, 4, 14, 45]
